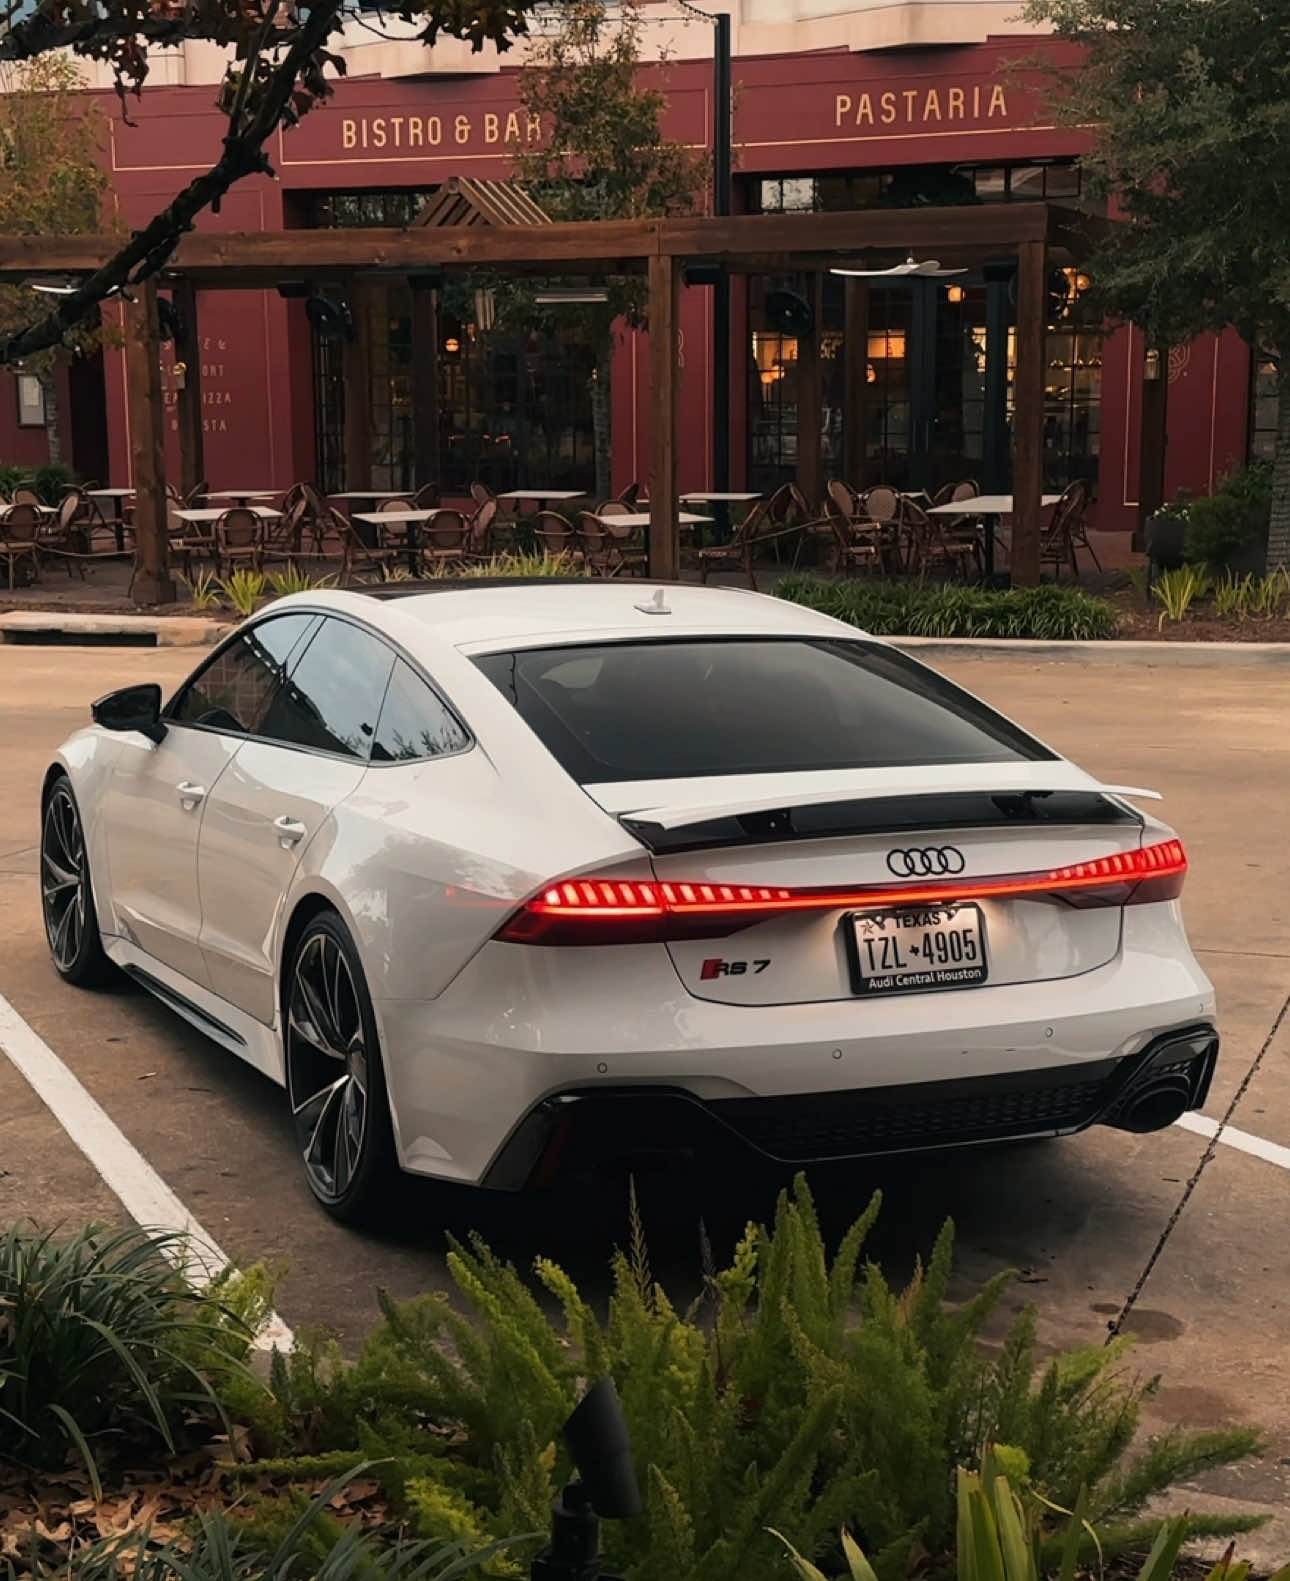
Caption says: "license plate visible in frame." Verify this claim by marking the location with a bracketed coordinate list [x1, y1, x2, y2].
[848, 904, 988, 996]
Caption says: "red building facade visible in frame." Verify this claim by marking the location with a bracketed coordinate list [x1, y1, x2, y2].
[0, 34, 1256, 529]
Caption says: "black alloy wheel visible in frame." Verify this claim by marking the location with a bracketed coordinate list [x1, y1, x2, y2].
[285, 912, 396, 1222]
[40, 777, 114, 987]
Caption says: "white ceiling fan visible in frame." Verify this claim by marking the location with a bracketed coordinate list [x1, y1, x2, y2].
[830, 255, 967, 278]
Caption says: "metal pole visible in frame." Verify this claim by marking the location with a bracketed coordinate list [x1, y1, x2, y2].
[713, 11, 732, 493]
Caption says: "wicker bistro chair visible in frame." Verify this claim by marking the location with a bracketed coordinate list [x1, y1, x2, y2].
[213, 508, 264, 576]
[598, 511, 647, 576]
[0, 504, 41, 588]
[1040, 479, 1099, 578]
[464, 498, 498, 563]
[307, 506, 398, 585]
[12, 487, 41, 508]
[830, 516, 886, 576]
[904, 498, 978, 582]
[827, 479, 862, 521]
[419, 508, 470, 574]
[413, 483, 441, 511]
[692, 497, 801, 589]
[533, 510, 580, 566]
[261, 498, 310, 570]
[575, 512, 627, 578]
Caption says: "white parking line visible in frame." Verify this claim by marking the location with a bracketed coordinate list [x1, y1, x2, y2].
[1176, 1110, 1290, 1172]
[0, 990, 293, 1352]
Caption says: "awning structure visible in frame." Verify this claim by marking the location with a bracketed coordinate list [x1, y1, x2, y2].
[0, 200, 1112, 601]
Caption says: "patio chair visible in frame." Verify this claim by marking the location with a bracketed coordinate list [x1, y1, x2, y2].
[693, 498, 798, 589]
[413, 483, 441, 511]
[831, 516, 885, 576]
[214, 507, 263, 575]
[534, 510, 579, 564]
[261, 498, 309, 569]
[310, 506, 399, 585]
[465, 498, 498, 563]
[12, 487, 41, 508]
[420, 508, 470, 574]
[617, 481, 642, 509]
[827, 479, 861, 521]
[34, 491, 94, 579]
[575, 512, 626, 578]
[469, 481, 496, 512]
[905, 498, 977, 581]
[1040, 480, 1094, 580]
[0, 505, 41, 588]
[599, 511, 647, 576]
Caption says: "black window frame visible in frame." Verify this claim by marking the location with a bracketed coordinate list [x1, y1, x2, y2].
[164, 609, 475, 765]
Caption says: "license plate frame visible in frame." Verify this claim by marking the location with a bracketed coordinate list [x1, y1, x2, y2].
[845, 903, 989, 997]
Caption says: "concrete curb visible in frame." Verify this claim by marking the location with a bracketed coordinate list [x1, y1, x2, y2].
[0, 612, 232, 647]
[891, 635, 1290, 666]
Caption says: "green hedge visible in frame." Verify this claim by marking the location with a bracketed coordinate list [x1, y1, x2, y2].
[776, 577, 1120, 640]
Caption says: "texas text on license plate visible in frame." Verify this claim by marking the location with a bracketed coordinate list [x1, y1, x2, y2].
[847, 904, 988, 996]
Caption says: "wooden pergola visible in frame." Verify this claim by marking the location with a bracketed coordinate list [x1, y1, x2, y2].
[0, 201, 1109, 602]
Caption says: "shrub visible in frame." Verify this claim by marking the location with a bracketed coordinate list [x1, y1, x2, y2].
[1184, 462, 1272, 571]
[265, 566, 339, 597]
[32, 460, 78, 506]
[777, 1448, 1277, 1581]
[249, 1180, 1259, 1581]
[60, 1465, 522, 1581]
[775, 578, 1119, 641]
[217, 569, 269, 615]
[0, 1224, 263, 1491]
[0, 462, 32, 499]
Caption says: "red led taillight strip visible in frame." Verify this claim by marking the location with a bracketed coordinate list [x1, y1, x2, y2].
[496, 839, 1186, 945]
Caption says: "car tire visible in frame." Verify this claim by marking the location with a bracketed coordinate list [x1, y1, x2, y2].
[40, 775, 117, 989]
[283, 910, 398, 1224]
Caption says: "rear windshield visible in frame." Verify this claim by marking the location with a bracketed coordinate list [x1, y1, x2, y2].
[474, 638, 1053, 784]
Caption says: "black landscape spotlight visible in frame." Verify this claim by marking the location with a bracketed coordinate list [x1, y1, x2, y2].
[531, 1377, 642, 1581]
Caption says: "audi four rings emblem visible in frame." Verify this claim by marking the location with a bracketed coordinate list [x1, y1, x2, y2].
[886, 846, 967, 877]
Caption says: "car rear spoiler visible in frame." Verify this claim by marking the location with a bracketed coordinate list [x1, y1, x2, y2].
[617, 780, 1160, 832]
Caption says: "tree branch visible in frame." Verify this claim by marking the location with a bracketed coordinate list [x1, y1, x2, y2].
[0, 0, 343, 368]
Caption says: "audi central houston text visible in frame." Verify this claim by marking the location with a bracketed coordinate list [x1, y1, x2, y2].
[40, 583, 1218, 1223]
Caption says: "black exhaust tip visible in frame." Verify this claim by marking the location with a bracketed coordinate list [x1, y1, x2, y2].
[1110, 1075, 1193, 1134]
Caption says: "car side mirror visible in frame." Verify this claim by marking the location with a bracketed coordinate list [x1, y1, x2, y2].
[91, 682, 167, 744]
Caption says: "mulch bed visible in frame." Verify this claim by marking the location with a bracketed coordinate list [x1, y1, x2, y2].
[1106, 589, 1290, 642]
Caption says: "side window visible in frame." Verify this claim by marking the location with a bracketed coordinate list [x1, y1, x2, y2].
[371, 660, 470, 763]
[167, 614, 317, 736]
[258, 617, 395, 760]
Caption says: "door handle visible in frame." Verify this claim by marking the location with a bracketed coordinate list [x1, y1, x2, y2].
[274, 815, 307, 848]
[177, 781, 206, 810]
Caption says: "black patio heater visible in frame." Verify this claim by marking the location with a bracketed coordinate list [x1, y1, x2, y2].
[531, 1378, 642, 1581]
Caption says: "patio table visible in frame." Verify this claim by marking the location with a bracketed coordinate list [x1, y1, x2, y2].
[88, 488, 135, 552]
[928, 494, 1060, 582]
[353, 508, 436, 570]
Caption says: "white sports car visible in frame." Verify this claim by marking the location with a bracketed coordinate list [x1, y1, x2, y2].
[41, 582, 1218, 1222]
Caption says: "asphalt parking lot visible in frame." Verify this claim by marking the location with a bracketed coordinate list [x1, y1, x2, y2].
[1, 642, 1288, 1541]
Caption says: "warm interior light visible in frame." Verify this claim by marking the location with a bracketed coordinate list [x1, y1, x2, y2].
[444, 336, 461, 353]
[867, 330, 906, 361]
[496, 841, 1188, 945]
[946, 284, 965, 304]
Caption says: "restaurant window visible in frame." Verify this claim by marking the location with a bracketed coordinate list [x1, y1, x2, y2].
[1249, 357, 1279, 462]
[751, 161, 1088, 214]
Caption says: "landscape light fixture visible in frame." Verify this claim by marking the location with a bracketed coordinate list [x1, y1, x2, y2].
[24, 276, 79, 296]
[531, 1377, 641, 1581]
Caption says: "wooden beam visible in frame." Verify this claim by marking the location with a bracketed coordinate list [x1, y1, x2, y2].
[647, 251, 680, 580]
[0, 205, 1071, 283]
[171, 278, 204, 499]
[123, 277, 173, 605]
[796, 273, 823, 511]
[411, 285, 440, 493]
[343, 278, 372, 494]
[1011, 237, 1047, 588]
[843, 277, 869, 486]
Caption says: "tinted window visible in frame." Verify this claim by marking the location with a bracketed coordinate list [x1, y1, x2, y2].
[371, 661, 469, 762]
[168, 614, 317, 735]
[475, 638, 1052, 784]
[259, 617, 395, 759]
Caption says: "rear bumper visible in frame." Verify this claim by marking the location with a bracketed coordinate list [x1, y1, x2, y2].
[480, 1023, 1218, 1186]
[372, 906, 1215, 1185]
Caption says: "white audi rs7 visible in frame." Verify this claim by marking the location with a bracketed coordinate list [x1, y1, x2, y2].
[41, 581, 1217, 1222]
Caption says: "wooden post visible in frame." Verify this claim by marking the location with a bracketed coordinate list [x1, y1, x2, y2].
[411, 284, 440, 493]
[648, 251, 680, 580]
[123, 277, 173, 606]
[795, 272, 823, 510]
[172, 278, 204, 500]
[843, 277, 870, 486]
[1011, 238, 1047, 587]
[343, 278, 371, 490]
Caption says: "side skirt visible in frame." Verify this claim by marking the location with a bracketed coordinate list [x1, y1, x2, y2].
[104, 938, 284, 1085]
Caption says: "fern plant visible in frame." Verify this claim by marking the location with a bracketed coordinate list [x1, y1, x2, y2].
[248, 1180, 1260, 1581]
